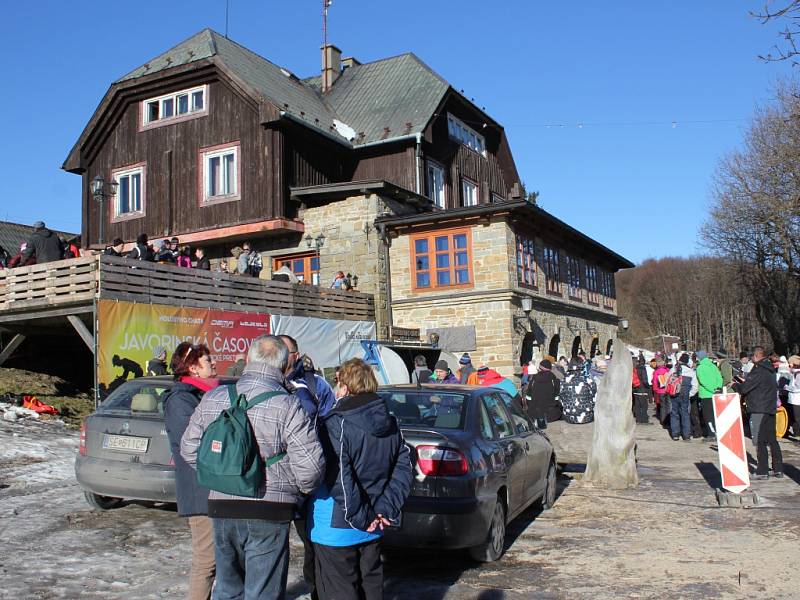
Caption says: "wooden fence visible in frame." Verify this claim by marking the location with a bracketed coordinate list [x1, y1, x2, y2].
[0, 255, 375, 321]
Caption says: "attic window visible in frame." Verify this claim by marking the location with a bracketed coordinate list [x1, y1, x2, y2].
[141, 85, 208, 128]
[447, 114, 485, 155]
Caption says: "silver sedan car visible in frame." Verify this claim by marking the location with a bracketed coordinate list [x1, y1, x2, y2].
[378, 384, 557, 562]
[75, 377, 235, 509]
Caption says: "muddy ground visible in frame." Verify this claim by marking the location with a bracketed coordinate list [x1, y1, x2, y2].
[0, 412, 798, 599]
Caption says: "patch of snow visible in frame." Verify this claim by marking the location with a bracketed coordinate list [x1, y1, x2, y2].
[0, 402, 41, 420]
[333, 118, 356, 140]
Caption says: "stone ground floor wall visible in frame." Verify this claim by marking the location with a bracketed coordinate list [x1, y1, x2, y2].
[393, 290, 619, 380]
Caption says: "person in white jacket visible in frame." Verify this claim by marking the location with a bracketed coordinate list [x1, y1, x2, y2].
[784, 355, 800, 438]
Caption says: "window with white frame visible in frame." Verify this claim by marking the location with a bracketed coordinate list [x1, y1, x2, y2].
[142, 85, 207, 126]
[201, 145, 239, 202]
[461, 178, 478, 207]
[112, 165, 145, 218]
[447, 114, 486, 155]
[426, 161, 445, 208]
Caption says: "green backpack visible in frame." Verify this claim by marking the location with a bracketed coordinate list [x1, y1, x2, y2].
[197, 386, 286, 497]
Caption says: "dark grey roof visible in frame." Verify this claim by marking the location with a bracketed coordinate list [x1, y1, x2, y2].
[117, 29, 454, 147]
[0, 221, 77, 256]
[118, 29, 344, 143]
[324, 53, 449, 145]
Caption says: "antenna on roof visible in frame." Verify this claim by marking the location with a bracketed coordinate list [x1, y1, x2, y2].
[225, 0, 230, 38]
[323, 0, 332, 77]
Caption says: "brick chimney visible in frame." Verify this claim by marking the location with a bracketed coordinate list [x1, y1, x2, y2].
[321, 44, 342, 92]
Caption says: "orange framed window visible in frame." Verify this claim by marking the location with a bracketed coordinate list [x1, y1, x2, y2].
[272, 252, 320, 285]
[411, 228, 473, 291]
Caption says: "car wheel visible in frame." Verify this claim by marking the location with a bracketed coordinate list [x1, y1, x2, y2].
[84, 491, 123, 510]
[468, 499, 506, 562]
[541, 460, 557, 510]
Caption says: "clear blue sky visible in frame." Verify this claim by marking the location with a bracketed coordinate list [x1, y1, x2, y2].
[1, 1, 792, 264]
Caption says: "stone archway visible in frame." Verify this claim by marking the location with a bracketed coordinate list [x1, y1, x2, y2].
[571, 335, 582, 358]
[548, 334, 560, 358]
[606, 339, 614, 356]
[590, 336, 600, 358]
[520, 332, 538, 366]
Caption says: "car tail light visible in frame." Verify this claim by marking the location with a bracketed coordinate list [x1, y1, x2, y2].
[79, 422, 87, 456]
[415, 445, 468, 476]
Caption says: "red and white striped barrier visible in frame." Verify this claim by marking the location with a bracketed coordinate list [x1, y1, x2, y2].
[713, 391, 750, 493]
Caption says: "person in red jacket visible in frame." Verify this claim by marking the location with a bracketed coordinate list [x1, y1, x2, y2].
[652, 359, 671, 426]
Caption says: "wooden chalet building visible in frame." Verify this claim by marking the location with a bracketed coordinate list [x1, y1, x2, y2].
[63, 29, 632, 377]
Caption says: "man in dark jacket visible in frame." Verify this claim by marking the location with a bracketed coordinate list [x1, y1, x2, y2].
[128, 233, 154, 261]
[526, 358, 561, 428]
[20, 221, 64, 264]
[146, 346, 168, 376]
[734, 346, 783, 479]
[195, 247, 211, 270]
[309, 358, 412, 600]
[104, 238, 125, 257]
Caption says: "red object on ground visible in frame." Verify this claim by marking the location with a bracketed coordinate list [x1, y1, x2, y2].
[713, 392, 749, 493]
[22, 395, 60, 415]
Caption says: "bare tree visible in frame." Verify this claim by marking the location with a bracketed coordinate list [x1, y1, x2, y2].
[617, 257, 769, 354]
[753, 1, 800, 64]
[702, 79, 800, 355]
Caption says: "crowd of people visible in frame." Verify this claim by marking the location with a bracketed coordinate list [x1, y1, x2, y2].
[159, 335, 411, 600]
[631, 346, 795, 479]
[0, 221, 80, 269]
[2, 222, 362, 291]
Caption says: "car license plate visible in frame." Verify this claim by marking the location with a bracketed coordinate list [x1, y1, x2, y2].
[103, 434, 149, 453]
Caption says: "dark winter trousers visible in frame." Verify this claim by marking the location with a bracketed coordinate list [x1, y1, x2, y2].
[750, 413, 783, 476]
[314, 539, 383, 600]
[294, 519, 317, 600]
[700, 397, 717, 436]
[689, 397, 704, 437]
[790, 404, 800, 436]
[633, 391, 649, 423]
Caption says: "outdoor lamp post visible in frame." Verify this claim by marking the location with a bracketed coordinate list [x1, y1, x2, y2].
[91, 175, 118, 245]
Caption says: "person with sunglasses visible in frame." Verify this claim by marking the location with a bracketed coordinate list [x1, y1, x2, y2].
[163, 342, 220, 600]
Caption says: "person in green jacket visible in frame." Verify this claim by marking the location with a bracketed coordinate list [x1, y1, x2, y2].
[695, 350, 723, 441]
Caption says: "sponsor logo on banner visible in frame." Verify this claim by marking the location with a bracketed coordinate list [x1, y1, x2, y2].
[97, 299, 270, 396]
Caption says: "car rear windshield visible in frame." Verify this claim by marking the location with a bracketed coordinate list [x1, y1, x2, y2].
[99, 381, 171, 415]
[377, 391, 468, 429]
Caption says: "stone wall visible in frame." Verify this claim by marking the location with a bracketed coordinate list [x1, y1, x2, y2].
[258, 193, 414, 338]
[390, 216, 620, 379]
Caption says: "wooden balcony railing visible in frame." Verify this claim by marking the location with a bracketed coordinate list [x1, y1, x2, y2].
[0, 255, 375, 321]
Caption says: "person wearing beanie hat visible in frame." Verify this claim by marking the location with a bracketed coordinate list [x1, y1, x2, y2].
[457, 353, 476, 384]
[19, 219, 64, 264]
[432, 360, 458, 384]
[147, 346, 168, 376]
[525, 359, 561, 428]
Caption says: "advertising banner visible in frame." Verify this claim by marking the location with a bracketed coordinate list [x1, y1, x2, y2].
[269, 314, 376, 369]
[97, 299, 269, 395]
